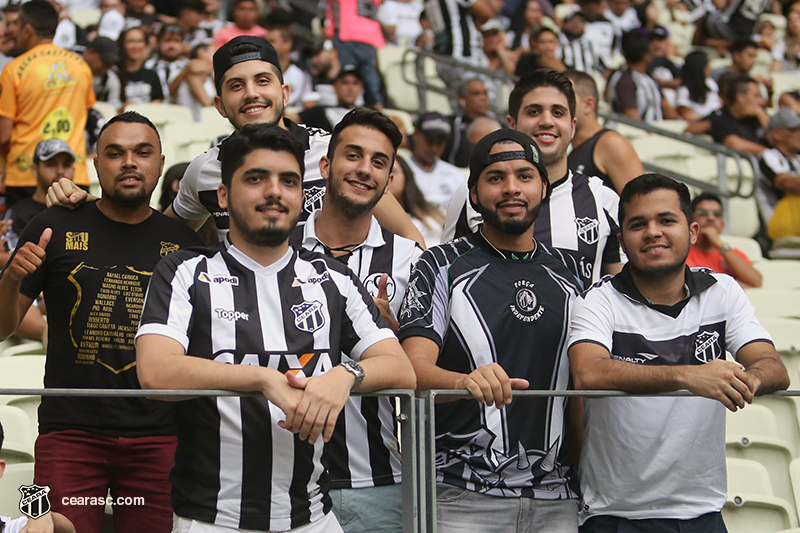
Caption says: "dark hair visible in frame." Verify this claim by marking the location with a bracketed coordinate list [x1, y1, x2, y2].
[682, 51, 710, 104]
[691, 191, 723, 212]
[621, 29, 650, 64]
[508, 69, 576, 122]
[117, 26, 150, 99]
[177, 0, 206, 14]
[160, 162, 190, 212]
[220, 124, 305, 188]
[19, 0, 58, 39]
[730, 39, 758, 54]
[327, 108, 403, 160]
[724, 75, 756, 106]
[98, 111, 161, 148]
[0, 420, 4, 452]
[619, 173, 693, 226]
[533, 26, 558, 41]
[564, 69, 598, 102]
[635, 0, 652, 27]
[508, 0, 541, 50]
[158, 24, 184, 40]
[393, 155, 445, 228]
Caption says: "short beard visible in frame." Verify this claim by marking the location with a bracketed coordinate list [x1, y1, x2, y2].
[628, 242, 691, 282]
[474, 195, 541, 235]
[327, 174, 386, 219]
[229, 203, 300, 247]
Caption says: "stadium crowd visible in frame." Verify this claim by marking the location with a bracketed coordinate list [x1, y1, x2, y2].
[0, 0, 798, 531]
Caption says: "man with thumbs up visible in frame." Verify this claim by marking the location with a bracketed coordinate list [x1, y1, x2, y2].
[0, 112, 203, 533]
[289, 108, 422, 533]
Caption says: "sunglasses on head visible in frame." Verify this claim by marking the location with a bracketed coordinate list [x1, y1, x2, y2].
[695, 209, 723, 217]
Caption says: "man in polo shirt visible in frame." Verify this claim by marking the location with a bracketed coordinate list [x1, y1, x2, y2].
[568, 173, 789, 532]
[407, 111, 466, 213]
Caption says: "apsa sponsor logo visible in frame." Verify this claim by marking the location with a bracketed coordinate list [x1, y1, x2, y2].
[198, 272, 239, 285]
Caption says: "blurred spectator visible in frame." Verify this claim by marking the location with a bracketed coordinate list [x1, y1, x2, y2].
[176, 0, 209, 47]
[425, 0, 494, 98]
[558, 9, 607, 74]
[298, 67, 363, 132]
[96, 0, 127, 40]
[0, 12, 10, 70]
[0, 0, 95, 208]
[415, 8, 434, 49]
[697, 0, 770, 46]
[515, 26, 565, 75]
[388, 154, 445, 245]
[757, 17, 775, 51]
[2, 3, 23, 58]
[605, 0, 638, 39]
[567, 69, 643, 193]
[771, 8, 800, 72]
[123, 0, 160, 37]
[759, 108, 800, 240]
[506, 0, 545, 52]
[444, 78, 492, 167]
[481, 18, 518, 74]
[144, 24, 188, 101]
[307, 39, 342, 107]
[212, 0, 267, 48]
[118, 26, 164, 105]
[607, 30, 677, 120]
[266, 19, 313, 108]
[84, 36, 123, 110]
[635, 0, 668, 35]
[377, 0, 424, 44]
[326, 0, 386, 108]
[465, 115, 502, 145]
[200, 0, 226, 39]
[172, 42, 215, 121]
[407, 111, 466, 212]
[676, 50, 721, 122]
[649, 28, 682, 106]
[689, 75, 768, 155]
[687, 192, 762, 287]
[52, 2, 83, 51]
[580, 0, 616, 60]
[158, 161, 219, 244]
[3, 139, 75, 254]
[711, 39, 773, 104]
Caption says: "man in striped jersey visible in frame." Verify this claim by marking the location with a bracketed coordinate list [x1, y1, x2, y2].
[569, 174, 788, 532]
[443, 68, 625, 288]
[401, 129, 582, 532]
[290, 108, 422, 533]
[136, 124, 415, 533]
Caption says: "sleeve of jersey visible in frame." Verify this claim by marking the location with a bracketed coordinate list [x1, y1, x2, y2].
[567, 286, 615, 353]
[12, 212, 53, 300]
[171, 150, 217, 220]
[135, 253, 200, 351]
[0, 64, 17, 119]
[396, 247, 450, 347]
[336, 269, 396, 361]
[722, 276, 773, 357]
[614, 73, 637, 111]
[759, 151, 786, 185]
[598, 184, 626, 265]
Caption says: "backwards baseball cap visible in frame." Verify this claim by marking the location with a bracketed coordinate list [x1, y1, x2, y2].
[87, 36, 119, 65]
[34, 139, 76, 164]
[336, 65, 364, 83]
[768, 108, 800, 131]
[213, 36, 282, 94]
[415, 111, 451, 137]
[467, 129, 548, 193]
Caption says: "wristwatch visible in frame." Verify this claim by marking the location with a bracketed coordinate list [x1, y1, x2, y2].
[340, 361, 365, 391]
[720, 243, 733, 254]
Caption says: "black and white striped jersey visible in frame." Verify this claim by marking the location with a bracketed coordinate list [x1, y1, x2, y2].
[425, 0, 483, 64]
[397, 231, 582, 499]
[136, 242, 394, 531]
[442, 171, 626, 288]
[291, 211, 423, 489]
[607, 66, 664, 122]
[569, 266, 773, 522]
[558, 33, 606, 74]
[171, 119, 330, 241]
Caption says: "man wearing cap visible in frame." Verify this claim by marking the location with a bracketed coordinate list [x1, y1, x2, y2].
[399, 129, 582, 533]
[49, 36, 424, 246]
[758, 107, 800, 239]
[307, 40, 343, 108]
[557, 8, 606, 75]
[296, 67, 364, 132]
[407, 111, 467, 213]
[83, 36, 123, 110]
[3, 139, 76, 255]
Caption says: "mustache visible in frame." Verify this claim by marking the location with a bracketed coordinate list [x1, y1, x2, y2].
[239, 100, 270, 113]
[255, 199, 289, 213]
[115, 170, 144, 182]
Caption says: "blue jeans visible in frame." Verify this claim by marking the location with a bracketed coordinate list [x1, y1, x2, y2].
[329, 484, 402, 533]
[332, 35, 383, 107]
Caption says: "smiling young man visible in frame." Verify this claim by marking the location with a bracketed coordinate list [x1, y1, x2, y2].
[400, 129, 583, 533]
[568, 173, 789, 533]
[0, 112, 203, 533]
[289, 108, 422, 533]
[444, 68, 625, 288]
[135, 124, 415, 533]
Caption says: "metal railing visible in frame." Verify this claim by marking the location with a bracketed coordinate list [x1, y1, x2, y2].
[3, 387, 800, 532]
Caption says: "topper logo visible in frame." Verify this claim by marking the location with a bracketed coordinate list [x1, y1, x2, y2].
[215, 309, 249, 321]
